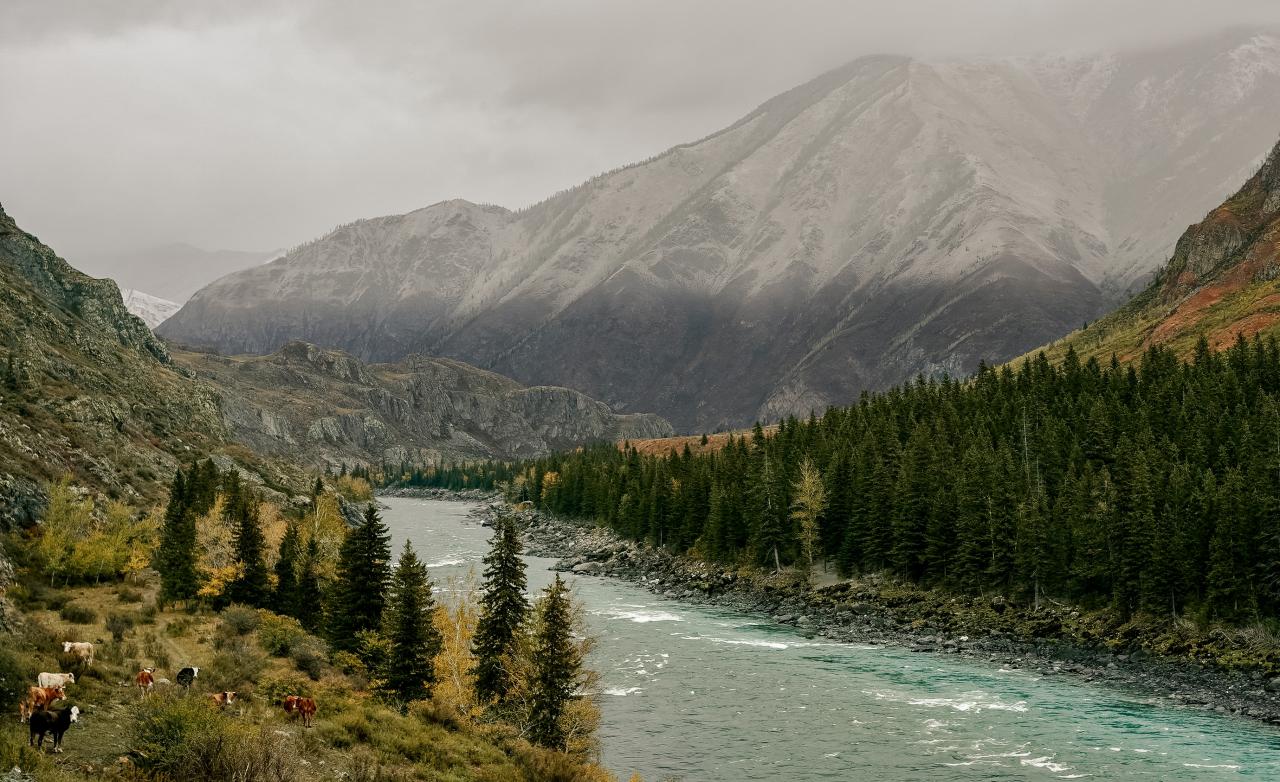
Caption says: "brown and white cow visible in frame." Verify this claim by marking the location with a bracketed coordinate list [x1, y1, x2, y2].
[19, 685, 65, 723]
[62, 642, 94, 668]
[135, 668, 156, 698]
[210, 691, 236, 709]
[282, 695, 316, 728]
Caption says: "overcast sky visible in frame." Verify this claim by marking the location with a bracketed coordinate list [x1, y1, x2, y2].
[3, 0, 1280, 270]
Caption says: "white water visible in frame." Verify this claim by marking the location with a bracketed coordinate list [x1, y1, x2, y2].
[384, 497, 1280, 781]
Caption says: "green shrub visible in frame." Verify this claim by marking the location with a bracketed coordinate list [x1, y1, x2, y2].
[106, 611, 136, 642]
[0, 647, 33, 711]
[131, 694, 300, 782]
[139, 601, 159, 624]
[289, 639, 327, 681]
[116, 585, 144, 603]
[59, 603, 96, 624]
[164, 617, 194, 637]
[206, 638, 267, 692]
[256, 673, 311, 706]
[218, 604, 261, 641]
[257, 611, 307, 657]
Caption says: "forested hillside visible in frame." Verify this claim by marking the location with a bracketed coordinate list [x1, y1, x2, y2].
[431, 338, 1280, 624]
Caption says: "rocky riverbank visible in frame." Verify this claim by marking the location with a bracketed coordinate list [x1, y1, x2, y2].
[379, 487, 501, 503]
[489, 503, 1280, 728]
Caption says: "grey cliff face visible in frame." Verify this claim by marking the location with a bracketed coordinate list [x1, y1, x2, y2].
[159, 32, 1280, 430]
[175, 342, 672, 467]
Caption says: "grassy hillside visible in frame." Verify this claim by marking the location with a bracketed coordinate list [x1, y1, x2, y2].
[1022, 135, 1280, 366]
[0, 563, 618, 781]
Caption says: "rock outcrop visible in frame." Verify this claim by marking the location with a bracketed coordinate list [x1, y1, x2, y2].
[174, 341, 673, 467]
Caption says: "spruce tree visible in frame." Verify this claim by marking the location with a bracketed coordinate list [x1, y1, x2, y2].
[474, 513, 529, 703]
[382, 541, 441, 703]
[273, 522, 302, 617]
[226, 496, 270, 607]
[528, 574, 580, 750]
[296, 537, 324, 633]
[157, 468, 199, 604]
[329, 504, 392, 651]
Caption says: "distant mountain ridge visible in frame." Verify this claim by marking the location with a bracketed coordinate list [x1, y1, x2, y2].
[1025, 133, 1280, 365]
[160, 29, 1280, 430]
[0, 203, 670, 530]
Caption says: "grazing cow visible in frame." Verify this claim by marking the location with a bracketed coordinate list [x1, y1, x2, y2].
[135, 668, 156, 697]
[29, 705, 79, 752]
[37, 672, 75, 689]
[210, 691, 236, 708]
[282, 695, 316, 727]
[62, 642, 94, 667]
[19, 685, 65, 723]
[175, 667, 199, 689]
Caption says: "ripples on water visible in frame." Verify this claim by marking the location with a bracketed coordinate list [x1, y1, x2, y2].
[384, 498, 1280, 781]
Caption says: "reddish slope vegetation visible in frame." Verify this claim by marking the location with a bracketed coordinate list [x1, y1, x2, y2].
[1032, 135, 1280, 364]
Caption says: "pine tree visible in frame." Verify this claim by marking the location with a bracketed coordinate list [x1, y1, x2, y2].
[157, 468, 199, 604]
[750, 452, 788, 572]
[382, 541, 442, 703]
[474, 513, 530, 703]
[329, 504, 392, 651]
[226, 496, 270, 607]
[273, 522, 302, 617]
[296, 537, 324, 633]
[528, 574, 580, 750]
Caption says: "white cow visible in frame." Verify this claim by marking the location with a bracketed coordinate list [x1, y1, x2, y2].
[62, 642, 94, 667]
[36, 672, 75, 688]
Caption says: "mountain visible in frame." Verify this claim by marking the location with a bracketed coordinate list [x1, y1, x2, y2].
[121, 288, 181, 329]
[0, 202, 233, 526]
[160, 30, 1280, 431]
[1029, 133, 1280, 364]
[172, 341, 673, 468]
[0, 203, 669, 529]
[78, 243, 278, 304]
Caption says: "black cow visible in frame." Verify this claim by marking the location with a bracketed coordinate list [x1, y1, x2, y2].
[29, 705, 79, 752]
[176, 667, 199, 689]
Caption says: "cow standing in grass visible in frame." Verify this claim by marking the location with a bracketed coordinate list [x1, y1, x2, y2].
[37, 672, 75, 689]
[176, 667, 199, 690]
[29, 705, 78, 753]
[210, 691, 236, 709]
[135, 668, 155, 698]
[62, 642, 94, 668]
[19, 685, 65, 723]
[282, 695, 316, 728]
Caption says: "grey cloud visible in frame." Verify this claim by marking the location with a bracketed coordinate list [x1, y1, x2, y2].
[2, 0, 1280, 277]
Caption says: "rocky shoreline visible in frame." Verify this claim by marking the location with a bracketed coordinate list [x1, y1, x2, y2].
[476, 502, 1280, 728]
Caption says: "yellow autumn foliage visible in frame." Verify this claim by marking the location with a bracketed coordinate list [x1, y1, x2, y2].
[195, 496, 241, 598]
[432, 570, 481, 719]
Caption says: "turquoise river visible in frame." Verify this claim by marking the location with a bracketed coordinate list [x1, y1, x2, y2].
[383, 497, 1280, 781]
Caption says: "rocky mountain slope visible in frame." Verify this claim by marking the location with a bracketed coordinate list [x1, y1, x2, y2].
[160, 30, 1280, 431]
[121, 288, 181, 329]
[171, 341, 672, 468]
[1028, 133, 1280, 364]
[0, 202, 234, 527]
[0, 203, 667, 530]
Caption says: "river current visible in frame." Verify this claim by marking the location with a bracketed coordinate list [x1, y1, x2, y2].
[383, 497, 1280, 781]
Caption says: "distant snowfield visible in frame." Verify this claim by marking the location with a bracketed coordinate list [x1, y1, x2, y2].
[121, 288, 180, 329]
